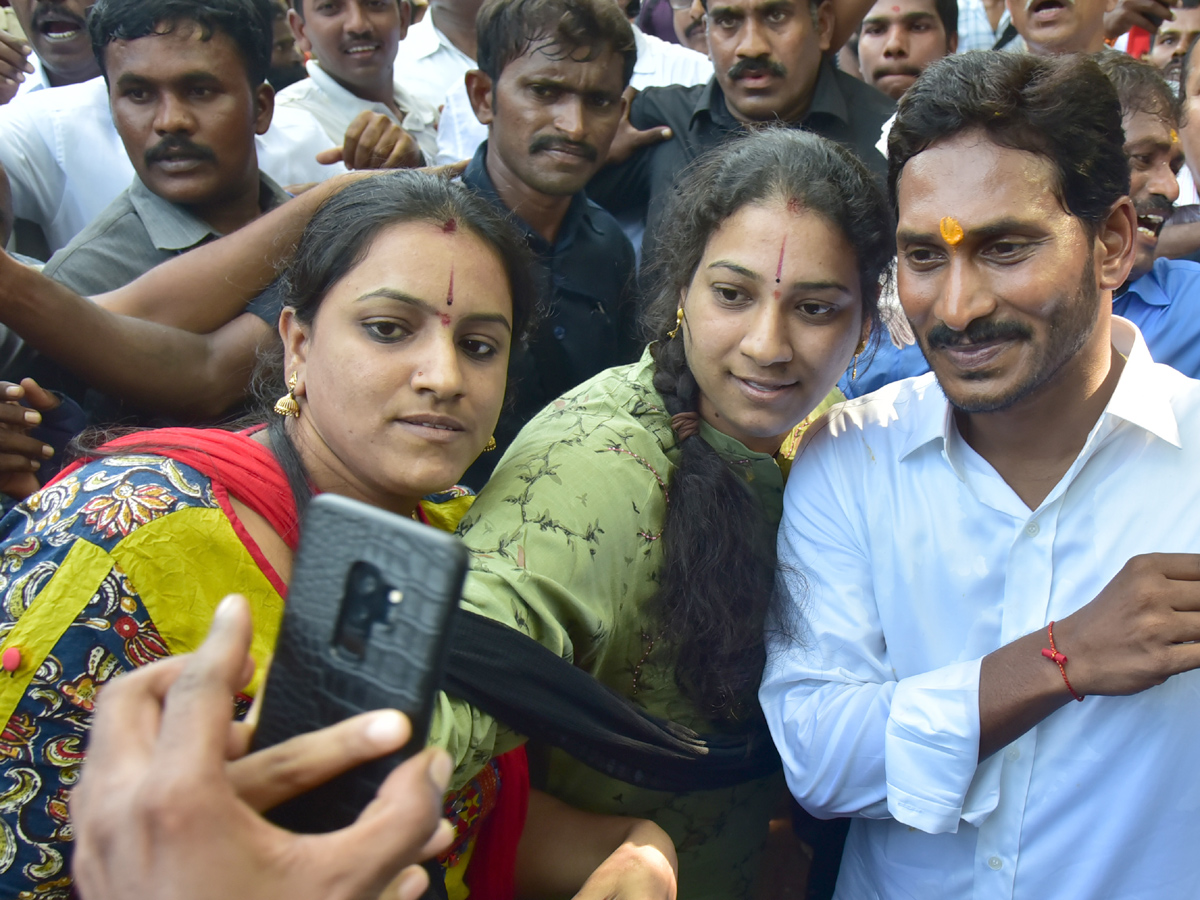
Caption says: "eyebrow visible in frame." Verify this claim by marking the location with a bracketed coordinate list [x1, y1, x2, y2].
[706, 261, 852, 293]
[356, 288, 512, 331]
[896, 218, 1042, 244]
[864, 11, 936, 24]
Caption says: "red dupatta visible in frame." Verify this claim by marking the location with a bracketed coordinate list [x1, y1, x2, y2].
[51, 427, 299, 593]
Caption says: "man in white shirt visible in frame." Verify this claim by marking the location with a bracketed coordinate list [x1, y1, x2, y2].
[0, 0, 345, 256]
[761, 51, 1200, 900]
[279, 0, 439, 163]
[0, 0, 98, 103]
[435, 22, 711, 165]
[391, 0, 480, 110]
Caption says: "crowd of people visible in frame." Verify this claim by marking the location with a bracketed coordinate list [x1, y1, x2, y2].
[0, 0, 1199, 897]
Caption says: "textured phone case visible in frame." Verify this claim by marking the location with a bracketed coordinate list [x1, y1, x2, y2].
[251, 493, 467, 833]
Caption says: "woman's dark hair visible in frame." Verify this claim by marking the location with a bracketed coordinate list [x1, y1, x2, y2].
[265, 171, 539, 514]
[889, 52, 1130, 238]
[475, 0, 637, 89]
[89, 0, 274, 88]
[641, 128, 893, 722]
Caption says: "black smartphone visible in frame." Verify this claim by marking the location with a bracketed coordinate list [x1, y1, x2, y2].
[250, 493, 467, 833]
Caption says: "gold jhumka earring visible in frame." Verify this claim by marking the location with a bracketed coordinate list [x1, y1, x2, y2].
[274, 374, 300, 418]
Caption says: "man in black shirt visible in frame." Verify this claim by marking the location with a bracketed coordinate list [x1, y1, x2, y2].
[458, 0, 641, 486]
[590, 0, 894, 247]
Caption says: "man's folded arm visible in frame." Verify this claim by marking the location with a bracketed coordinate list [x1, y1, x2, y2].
[761, 438, 986, 834]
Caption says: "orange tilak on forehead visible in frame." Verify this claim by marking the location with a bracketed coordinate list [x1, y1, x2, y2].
[1172, 129, 1180, 145]
[940, 216, 965, 247]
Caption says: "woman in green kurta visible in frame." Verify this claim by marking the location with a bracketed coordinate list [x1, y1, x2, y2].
[430, 129, 896, 898]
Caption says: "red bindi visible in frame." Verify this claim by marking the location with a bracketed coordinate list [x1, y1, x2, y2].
[442, 218, 457, 233]
[438, 313, 452, 327]
[775, 237, 786, 284]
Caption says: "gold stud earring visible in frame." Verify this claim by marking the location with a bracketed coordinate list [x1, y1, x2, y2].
[484, 436, 497, 452]
[667, 307, 684, 339]
[274, 373, 300, 418]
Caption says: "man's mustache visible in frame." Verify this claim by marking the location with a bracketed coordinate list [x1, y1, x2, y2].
[144, 136, 217, 167]
[529, 135, 598, 162]
[1024, 0, 1074, 11]
[727, 57, 787, 80]
[924, 318, 1033, 351]
[1136, 194, 1175, 220]
[32, 2, 87, 31]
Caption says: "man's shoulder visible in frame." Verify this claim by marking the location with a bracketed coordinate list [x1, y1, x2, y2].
[831, 67, 896, 128]
[799, 372, 945, 460]
[274, 75, 320, 107]
[577, 199, 636, 266]
[1148, 256, 1200, 297]
[633, 81, 710, 128]
[43, 189, 143, 268]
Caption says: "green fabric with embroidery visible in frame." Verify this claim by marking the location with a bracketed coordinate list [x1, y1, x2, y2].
[429, 349, 838, 899]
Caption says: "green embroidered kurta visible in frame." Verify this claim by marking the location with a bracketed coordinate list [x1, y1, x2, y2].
[429, 349, 840, 899]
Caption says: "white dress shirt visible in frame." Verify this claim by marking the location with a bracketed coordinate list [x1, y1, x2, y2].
[276, 59, 439, 163]
[13, 54, 51, 100]
[0, 76, 346, 254]
[433, 27, 712, 166]
[761, 317, 1200, 900]
[393, 14, 475, 111]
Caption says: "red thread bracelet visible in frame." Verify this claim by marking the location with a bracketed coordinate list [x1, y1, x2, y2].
[1041, 621, 1084, 702]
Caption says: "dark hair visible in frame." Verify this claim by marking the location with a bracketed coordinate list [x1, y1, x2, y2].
[1094, 48, 1181, 129]
[933, 0, 958, 39]
[475, 0, 637, 89]
[889, 53, 1129, 237]
[641, 128, 893, 722]
[265, 171, 539, 513]
[89, 0, 274, 87]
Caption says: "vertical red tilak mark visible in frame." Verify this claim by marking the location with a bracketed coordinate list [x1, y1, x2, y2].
[446, 266, 454, 307]
[775, 237, 786, 284]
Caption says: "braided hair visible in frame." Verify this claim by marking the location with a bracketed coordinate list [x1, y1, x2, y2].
[642, 129, 894, 721]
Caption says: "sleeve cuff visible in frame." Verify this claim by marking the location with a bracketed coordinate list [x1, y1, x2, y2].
[884, 658, 986, 834]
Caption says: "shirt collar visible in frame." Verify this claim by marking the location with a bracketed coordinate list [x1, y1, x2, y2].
[128, 172, 289, 252]
[305, 59, 397, 113]
[1123, 261, 1171, 307]
[462, 141, 594, 254]
[691, 57, 849, 131]
[898, 316, 1182, 466]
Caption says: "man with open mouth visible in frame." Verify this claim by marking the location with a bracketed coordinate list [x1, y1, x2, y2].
[5, 0, 99, 96]
[1098, 50, 1200, 382]
[1006, 0, 1108, 55]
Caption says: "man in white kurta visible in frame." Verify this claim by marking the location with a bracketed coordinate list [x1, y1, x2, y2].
[761, 50, 1200, 900]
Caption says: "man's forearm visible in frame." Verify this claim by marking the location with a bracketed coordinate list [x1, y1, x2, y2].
[977, 628, 1072, 761]
[1, 258, 263, 417]
[92, 172, 368, 331]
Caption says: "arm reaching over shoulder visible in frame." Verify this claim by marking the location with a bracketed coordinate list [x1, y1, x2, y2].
[71, 594, 456, 900]
[0, 255, 275, 417]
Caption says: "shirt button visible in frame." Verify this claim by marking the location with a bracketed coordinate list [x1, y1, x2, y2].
[1005, 746, 1020, 761]
[988, 856, 1003, 870]
[1025, 521, 1040, 537]
[553, 326, 566, 340]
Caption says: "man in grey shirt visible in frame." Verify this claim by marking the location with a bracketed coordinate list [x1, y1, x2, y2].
[41, 0, 291, 295]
